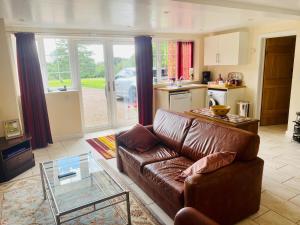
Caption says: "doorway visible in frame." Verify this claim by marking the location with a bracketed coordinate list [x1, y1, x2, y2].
[260, 36, 296, 126]
[76, 40, 138, 131]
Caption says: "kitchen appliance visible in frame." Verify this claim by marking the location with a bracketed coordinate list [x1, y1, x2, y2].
[227, 72, 243, 86]
[169, 91, 192, 113]
[206, 87, 246, 114]
[293, 112, 300, 143]
[202, 71, 211, 84]
[207, 89, 227, 107]
[237, 101, 250, 117]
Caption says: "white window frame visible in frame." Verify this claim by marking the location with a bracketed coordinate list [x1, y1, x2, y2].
[36, 36, 74, 92]
[152, 38, 195, 83]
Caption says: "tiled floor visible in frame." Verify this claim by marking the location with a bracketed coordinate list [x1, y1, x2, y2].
[4, 125, 300, 225]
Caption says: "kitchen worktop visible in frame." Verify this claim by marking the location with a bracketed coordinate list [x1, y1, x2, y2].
[207, 84, 246, 90]
[155, 84, 207, 92]
[155, 83, 246, 92]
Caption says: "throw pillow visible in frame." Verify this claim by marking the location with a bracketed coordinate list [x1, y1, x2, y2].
[118, 124, 159, 152]
[176, 151, 237, 182]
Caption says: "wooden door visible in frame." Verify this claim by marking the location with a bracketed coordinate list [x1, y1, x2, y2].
[260, 36, 296, 126]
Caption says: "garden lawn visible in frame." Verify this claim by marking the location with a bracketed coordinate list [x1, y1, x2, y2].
[48, 78, 106, 89]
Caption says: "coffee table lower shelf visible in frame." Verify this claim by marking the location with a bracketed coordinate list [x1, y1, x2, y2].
[39, 154, 131, 225]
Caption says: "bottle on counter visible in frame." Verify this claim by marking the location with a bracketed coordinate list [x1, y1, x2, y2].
[216, 74, 224, 84]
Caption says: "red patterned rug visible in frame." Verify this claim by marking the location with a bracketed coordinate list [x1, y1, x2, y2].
[86, 135, 116, 159]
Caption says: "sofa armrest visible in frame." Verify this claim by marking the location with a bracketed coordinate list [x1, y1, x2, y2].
[174, 207, 219, 225]
[184, 157, 264, 225]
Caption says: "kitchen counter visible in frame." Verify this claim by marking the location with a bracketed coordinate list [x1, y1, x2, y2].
[155, 84, 207, 92]
[155, 84, 246, 92]
[207, 84, 246, 90]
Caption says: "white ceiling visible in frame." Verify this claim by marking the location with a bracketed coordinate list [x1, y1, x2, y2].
[0, 0, 299, 34]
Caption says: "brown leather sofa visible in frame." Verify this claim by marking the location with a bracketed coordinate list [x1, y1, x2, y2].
[174, 207, 219, 225]
[116, 109, 264, 225]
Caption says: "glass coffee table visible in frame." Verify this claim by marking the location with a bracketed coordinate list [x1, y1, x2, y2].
[39, 152, 131, 225]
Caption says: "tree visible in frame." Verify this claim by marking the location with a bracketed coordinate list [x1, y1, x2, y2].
[78, 45, 97, 78]
[47, 40, 98, 81]
[47, 39, 71, 81]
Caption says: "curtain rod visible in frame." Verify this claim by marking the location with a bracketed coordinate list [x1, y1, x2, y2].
[5, 27, 201, 39]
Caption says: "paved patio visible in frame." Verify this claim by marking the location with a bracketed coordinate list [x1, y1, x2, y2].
[81, 88, 138, 128]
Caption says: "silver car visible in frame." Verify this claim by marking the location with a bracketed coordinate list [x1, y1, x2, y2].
[114, 67, 137, 103]
[114, 67, 168, 102]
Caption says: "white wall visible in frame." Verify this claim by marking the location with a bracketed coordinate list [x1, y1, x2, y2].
[0, 20, 204, 140]
[0, 19, 20, 137]
[204, 21, 300, 134]
[45, 91, 83, 141]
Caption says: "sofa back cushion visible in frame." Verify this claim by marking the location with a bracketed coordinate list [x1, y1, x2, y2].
[153, 109, 194, 153]
[181, 119, 260, 161]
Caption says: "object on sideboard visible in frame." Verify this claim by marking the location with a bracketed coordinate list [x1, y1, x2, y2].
[0, 135, 35, 182]
[3, 119, 22, 140]
[237, 101, 250, 117]
[187, 108, 259, 134]
[293, 112, 300, 143]
[202, 71, 211, 84]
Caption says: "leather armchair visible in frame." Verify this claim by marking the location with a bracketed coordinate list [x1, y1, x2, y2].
[174, 207, 219, 225]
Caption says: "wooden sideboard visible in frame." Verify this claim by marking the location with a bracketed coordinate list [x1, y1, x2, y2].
[0, 135, 35, 182]
[186, 108, 259, 134]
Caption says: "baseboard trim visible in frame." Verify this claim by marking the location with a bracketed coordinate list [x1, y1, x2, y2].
[52, 133, 83, 142]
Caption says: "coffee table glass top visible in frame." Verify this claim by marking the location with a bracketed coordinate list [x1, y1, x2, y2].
[41, 152, 125, 213]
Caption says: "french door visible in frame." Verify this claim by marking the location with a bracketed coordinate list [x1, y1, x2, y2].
[75, 40, 138, 131]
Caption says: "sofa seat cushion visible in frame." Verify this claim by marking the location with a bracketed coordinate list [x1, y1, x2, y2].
[153, 109, 195, 153]
[181, 119, 260, 161]
[143, 157, 194, 207]
[118, 144, 179, 172]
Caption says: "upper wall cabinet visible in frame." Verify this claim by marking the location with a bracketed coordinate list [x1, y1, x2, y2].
[204, 32, 248, 66]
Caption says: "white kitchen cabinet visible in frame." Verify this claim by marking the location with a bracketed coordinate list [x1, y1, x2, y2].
[204, 35, 219, 66]
[154, 87, 207, 113]
[190, 88, 206, 109]
[204, 32, 248, 66]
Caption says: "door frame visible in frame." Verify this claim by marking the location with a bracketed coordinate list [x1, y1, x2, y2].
[255, 31, 297, 122]
[73, 38, 136, 132]
[110, 40, 136, 128]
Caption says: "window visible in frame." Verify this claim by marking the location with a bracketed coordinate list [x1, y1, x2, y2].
[152, 40, 172, 83]
[152, 40, 194, 83]
[42, 38, 72, 91]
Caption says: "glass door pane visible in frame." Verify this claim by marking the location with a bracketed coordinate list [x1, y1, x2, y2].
[112, 44, 138, 126]
[77, 43, 110, 129]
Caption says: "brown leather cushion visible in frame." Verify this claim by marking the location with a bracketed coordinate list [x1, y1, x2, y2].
[143, 157, 194, 207]
[118, 124, 159, 152]
[118, 144, 179, 172]
[153, 109, 194, 153]
[176, 152, 237, 182]
[181, 119, 260, 161]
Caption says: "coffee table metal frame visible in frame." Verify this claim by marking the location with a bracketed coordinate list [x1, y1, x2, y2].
[39, 153, 131, 225]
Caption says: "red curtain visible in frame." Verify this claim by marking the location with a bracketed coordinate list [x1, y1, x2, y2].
[15, 33, 53, 149]
[177, 42, 194, 80]
[135, 36, 153, 125]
